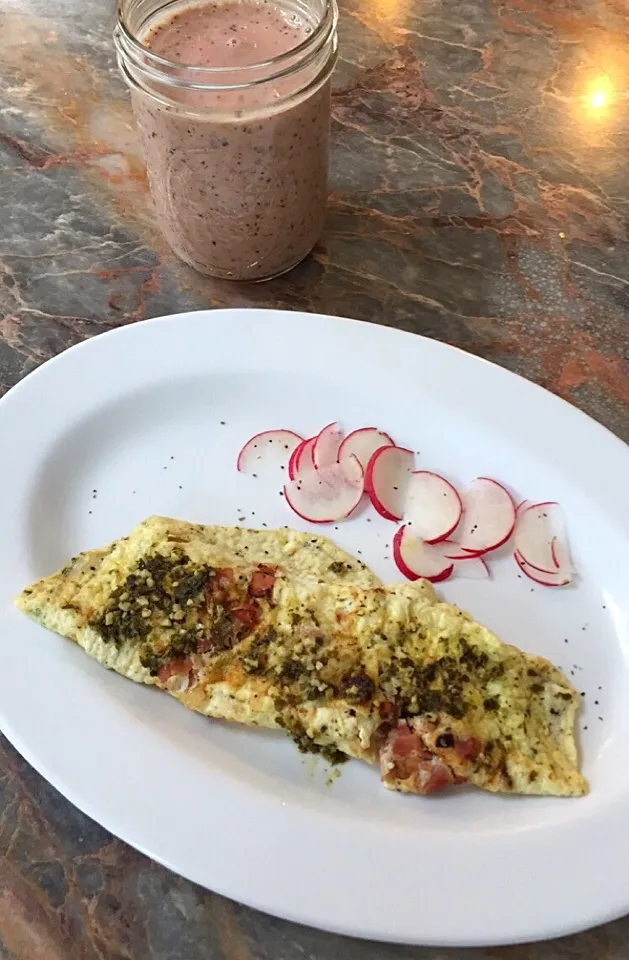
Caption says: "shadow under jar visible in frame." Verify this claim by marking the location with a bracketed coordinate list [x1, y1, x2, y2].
[115, 0, 338, 280]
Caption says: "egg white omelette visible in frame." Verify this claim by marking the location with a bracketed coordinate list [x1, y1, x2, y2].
[16, 516, 586, 797]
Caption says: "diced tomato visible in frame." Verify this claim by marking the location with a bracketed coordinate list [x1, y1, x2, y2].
[378, 701, 398, 722]
[249, 565, 276, 598]
[232, 603, 260, 628]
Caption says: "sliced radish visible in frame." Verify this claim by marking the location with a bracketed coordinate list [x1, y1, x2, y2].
[451, 555, 490, 579]
[392, 526, 454, 583]
[337, 427, 394, 471]
[288, 436, 316, 481]
[313, 421, 344, 470]
[551, 533, 574, 574]
[514, 551, 573, 587]
[515, 501, 573, 575]
[365, 446, 414, 521]
[237, 430, 303, 476]
[436, 540, 478, 561]
[457, 478, 516, 554]
[404, 471, 462, 544]
[283, 455, 364, 523]
[287, 443, 302, 480]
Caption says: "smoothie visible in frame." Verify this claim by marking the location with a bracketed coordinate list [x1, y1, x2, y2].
[129, 0, 334, 280]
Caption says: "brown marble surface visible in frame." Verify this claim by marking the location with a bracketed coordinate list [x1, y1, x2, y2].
[1, 0, 629, 955]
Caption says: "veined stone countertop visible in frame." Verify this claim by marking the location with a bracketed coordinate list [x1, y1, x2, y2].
[1, 0, 628, 955]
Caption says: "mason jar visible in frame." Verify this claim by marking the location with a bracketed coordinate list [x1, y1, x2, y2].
[114, 0, 338, 280]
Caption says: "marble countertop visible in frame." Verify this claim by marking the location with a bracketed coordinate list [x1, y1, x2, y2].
[1, 0, 629, 955]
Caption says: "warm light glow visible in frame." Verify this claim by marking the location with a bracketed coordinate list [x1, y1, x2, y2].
[586, 74, 613, 112]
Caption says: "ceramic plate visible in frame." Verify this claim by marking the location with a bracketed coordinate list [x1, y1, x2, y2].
[0, 308, 627, 946]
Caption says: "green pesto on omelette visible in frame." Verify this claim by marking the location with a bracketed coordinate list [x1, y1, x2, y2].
[16, 516, 586, 798]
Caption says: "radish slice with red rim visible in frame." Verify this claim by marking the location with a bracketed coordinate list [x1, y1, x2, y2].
[392, 526, 454, 582]
[457, 477, 516, 554]
[287, 440, 305, 481]
[283, 455, 364, 523]
[338, 427, 394, 471]
[451, 555, 490, 579]
[404, 471, 462, 543]
[437, 540, 483, 561]
[365, 446, 414, 521]
[288, 436, 316, 481]
[237, 430, 303, 476]
[514, 501, 571, 574]
[313, 421, 344, 470]
[514, 551, 573, 587]
[551, 535, 573, 573]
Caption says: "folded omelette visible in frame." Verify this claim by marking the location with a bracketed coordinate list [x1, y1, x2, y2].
[16, 516, 587, 797]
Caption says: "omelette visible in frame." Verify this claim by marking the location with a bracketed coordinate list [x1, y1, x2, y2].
[16, 516, 587, 797]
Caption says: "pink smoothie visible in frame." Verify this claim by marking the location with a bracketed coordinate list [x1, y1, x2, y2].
[133, 0, 333, 279]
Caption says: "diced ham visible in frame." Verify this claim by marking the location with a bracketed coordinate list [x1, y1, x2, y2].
[379, 721, 467, 795]
[214, 568, 235, 591]
[454, 736, 482, 761]
[418, 761, 460, 794]
[157, 657, 193, 684]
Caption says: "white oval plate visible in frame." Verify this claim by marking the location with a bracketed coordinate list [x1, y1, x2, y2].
[0, 308, 627, 946]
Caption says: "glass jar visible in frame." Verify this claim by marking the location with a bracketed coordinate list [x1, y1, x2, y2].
[114, 0, 338, 280]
